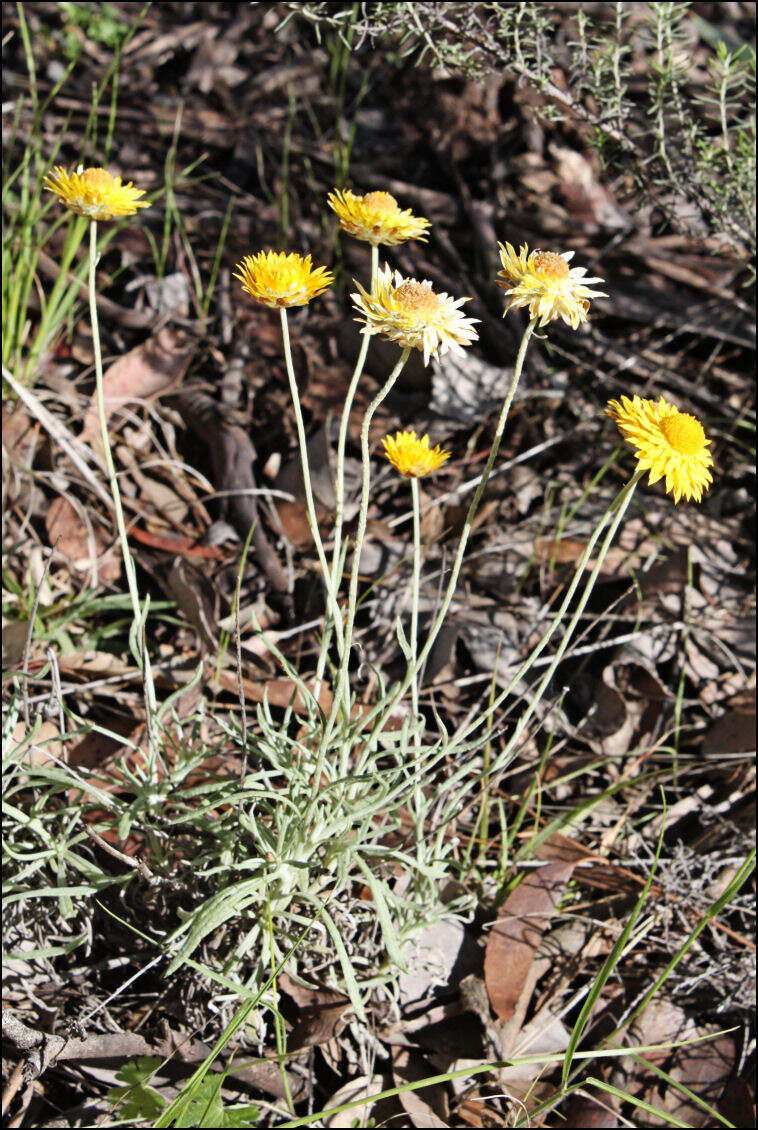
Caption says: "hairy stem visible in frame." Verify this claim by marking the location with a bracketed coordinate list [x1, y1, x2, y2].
[318, 345, 410, 769]
[482, 468, 644, 774]
[428, 469, 646, 840]
[331, 242, 379, 587]
[409, 474, 422, 739]
[410, 473, 424, 852]
[89, 220, 158, 759]
[365, 317, 538, 743]
[279, 308, 344, 655]
[313, 243, 378, 701]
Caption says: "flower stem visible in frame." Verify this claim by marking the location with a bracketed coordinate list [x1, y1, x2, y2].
[409, 473, 424, 849]
[474, 468, 644, 772]
[404, 470, 646, 846]
[365, 317, 538, 742]
[442, 470, 645, 767]
[279, 308, 344, 654]
[89, 220, 158, 757]
[320, 345, 410, 761]
[313, 244, 378, 701]
[331, 242, 379, 589]
[409, 475, 422, 739]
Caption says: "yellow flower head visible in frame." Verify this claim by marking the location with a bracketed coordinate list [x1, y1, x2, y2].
[327, 188, 430, 246]
[497, 243, 606, 329]
[383, 430, 450, 478]
[44, 165, 149, 221]
[234, 250, 334, 308]
[352, 265, 479, 366]
[606, 394, 714, 504]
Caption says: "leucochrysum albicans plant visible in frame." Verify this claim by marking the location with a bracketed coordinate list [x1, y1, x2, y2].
[43, 166, 161, 770]
[226, 202, 714, 1008]
[43, 165, 715, 1016]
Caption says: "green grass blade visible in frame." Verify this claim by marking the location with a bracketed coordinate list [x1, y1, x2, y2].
[154, 907, 323, 1128]
[561, 789, 667, 1086]
[612, 848, 755, 1037]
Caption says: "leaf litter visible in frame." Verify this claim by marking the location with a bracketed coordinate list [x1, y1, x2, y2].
[2, 3, 755, 1127]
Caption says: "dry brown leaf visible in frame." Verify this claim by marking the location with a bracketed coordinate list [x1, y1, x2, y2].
[274, 422, 337, 511]
[274, 499, 326, 547]
[3, 620, 32, 669]
[550, 145, 630, 231]
[533, 833, 653, 897]
[272, 423, 355, 547]
[534, 536, 645, 577]
[630, 1009, 737, 1128]
[444, 498, 499, 541]
[2, 401, 39, 463]
[212, 668, 331, 715]
[115, 445, 190, 527]
[286, 1000, 349, 1052]
[626, 239, 741, 293]
[162, 559, 217, 652]
[637, 546, 690, 600]
[277, 973, 350, 1052]
[211, 667, 404, 730]
[45, 495, 92, 559]
[323, 1075, 398, 1128]
[498, 1006, 571, 1108]
[662, 1033, 737, 1127]
[67, 721, 137, 772]
[392, 1047, 449, 1128]
[588, 676, 633, 758]
[10, 721, 63, 767]
[456, 1098, 486, 1128]
[702, 684, 756, 754]
[718, 1077, 756, 1128]
[277, 972, 343, 1009]
[45, 496, 121, 583]
[80, 326, 196, 445]
[424, 622, 461, 688]
[629, 998, 696, 1065]
[2, 401, 41, 513]
[484, 861, 576, 1024]
[564, 1092, 619, 1127]
[124, 20, 208, 64]
[57, 1028, 305, 1102]
[545, 919, 611, 960]
[187, 31, 246, 93]
[57, 651, 136, 679]
[419, 485, 445, 545]
[531, 833, 597, 867]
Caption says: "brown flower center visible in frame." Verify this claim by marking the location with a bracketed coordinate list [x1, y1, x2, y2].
[532, 251, 570, 280]
[363, 191, 399, 215]
[393, 281, 439, 316]
[660, 412, 706, 456]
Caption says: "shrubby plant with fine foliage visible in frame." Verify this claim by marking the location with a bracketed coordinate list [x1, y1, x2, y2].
[291, 1, 756, 256]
